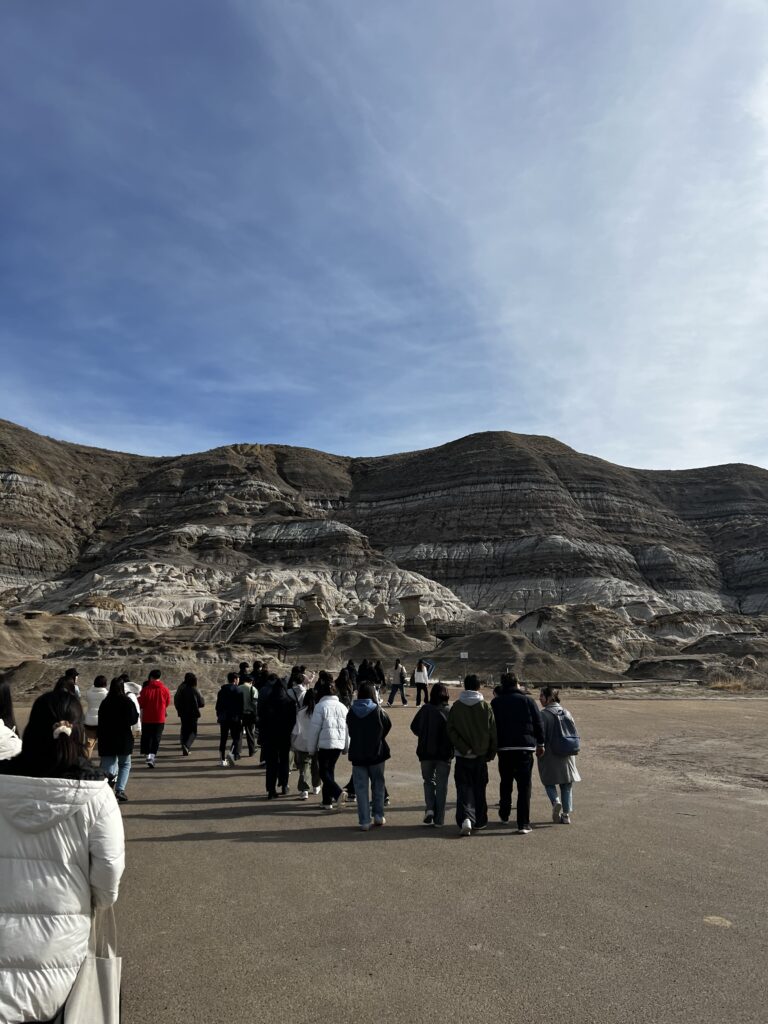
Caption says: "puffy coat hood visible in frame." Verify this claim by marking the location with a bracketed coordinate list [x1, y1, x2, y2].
[0, 775, 108, 833]
[350, 698, 378, 718]
[458, 690, 485, 706]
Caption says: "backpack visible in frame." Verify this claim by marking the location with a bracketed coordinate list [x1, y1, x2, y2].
[548, 706, 580, 756]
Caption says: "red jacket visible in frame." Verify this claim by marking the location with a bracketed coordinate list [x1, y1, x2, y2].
[137, 680, 172, 724]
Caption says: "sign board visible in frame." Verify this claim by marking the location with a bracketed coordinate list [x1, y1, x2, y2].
[460, 652, 468, 659]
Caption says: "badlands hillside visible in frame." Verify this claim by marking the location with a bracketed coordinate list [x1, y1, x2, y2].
[1, 418, 767, 694]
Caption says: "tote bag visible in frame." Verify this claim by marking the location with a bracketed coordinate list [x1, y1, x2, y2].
[64, 906, 122, 1023]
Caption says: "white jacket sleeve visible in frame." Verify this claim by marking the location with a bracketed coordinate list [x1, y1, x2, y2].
[305, 705, 323, 753]
[88, 786, 126, 908]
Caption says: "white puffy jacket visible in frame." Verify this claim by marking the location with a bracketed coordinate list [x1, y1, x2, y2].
[0, 775, 125, 1023]
[306, 695, 349, 752]
[0, 719, 22, 761]
[291, 707, 314, 753]
[83, 685, 109, 726]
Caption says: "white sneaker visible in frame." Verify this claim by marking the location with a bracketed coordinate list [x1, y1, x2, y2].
[322, 803, 337, 811]
[517, 825, 533, 835]
[338, 791, 348, 806]
[221, 759, 229, 767]
[552, 799, 562, 823]
[460, 818, 472, 836]
[226, 751, 235, 767]
[373, 816, 386, 827]
[300, 791, 309, 800]
[560, 813, 571, 824]
[312, 786, 321, 795]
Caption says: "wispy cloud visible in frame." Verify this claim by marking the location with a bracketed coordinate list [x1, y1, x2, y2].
[1, 0, 767, 467]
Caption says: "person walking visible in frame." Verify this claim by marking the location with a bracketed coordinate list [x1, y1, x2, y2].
[346, 682, 391, 831]
[372, 659, 386, 702]
[258, 674, 297, 797]
[216, 671, 243, 767]
[137, 668, 172, 767]
[0, 687, 125, 1024]
[291, 688, 321, 799]
[387, 658, 408, 706]
[237, 670, 258, 757]
[410, 682, 453, 826]
[537, 687, 581, 824]
[306, 673, 349, 810]
[98, 676, 140, 802]
[412, 660, 430, 707]
[174, 672, 206, 755]
[491, 672, 544, 834]
[82, 674, 109, 759]
[335, 668, 354, 709]
[446, 675, 497, 836]
[54, 666, 80, 698]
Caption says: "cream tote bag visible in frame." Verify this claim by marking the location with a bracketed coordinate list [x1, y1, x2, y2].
[64, 906, 122, 1023]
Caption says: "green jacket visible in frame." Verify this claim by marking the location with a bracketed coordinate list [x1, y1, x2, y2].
[447, 693, 497, 760]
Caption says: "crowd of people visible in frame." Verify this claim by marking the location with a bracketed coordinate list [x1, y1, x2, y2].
[9, 658, 580, 835]
[0, 660, 581, 1021]
[0, 659, 582, 835]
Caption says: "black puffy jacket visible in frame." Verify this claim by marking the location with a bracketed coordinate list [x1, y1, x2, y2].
[491, 689, 544, 749]
[410, 703, 453, 762]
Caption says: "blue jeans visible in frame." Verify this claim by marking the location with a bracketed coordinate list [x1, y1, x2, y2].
[545, 783, 573, 813]
[100, 754, 131, 793]
[420, 759, 451, 825]
[387, 683, 407, 705]
[352, 763, 386, 826]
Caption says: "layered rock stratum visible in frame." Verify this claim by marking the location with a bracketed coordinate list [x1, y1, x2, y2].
[2, 418, 767, 691]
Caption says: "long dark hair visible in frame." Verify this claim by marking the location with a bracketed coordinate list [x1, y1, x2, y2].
[20, 689, 86, 776]
[0, 675, 17, 733]
[316, 672, 336, 699]
[54, 674, 78, 696]
[301, 689, 317, 715]
[107, 677, 126, 699]
[429, 683, 449, 706]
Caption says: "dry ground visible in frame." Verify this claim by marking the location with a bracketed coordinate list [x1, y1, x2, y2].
[17, 696, 768, 1022]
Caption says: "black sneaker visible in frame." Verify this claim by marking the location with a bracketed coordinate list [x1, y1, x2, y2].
[423, 812, 435, 826]
[115, 791, 128, 803]
[474, 822, 488, 831]
[181, 745, 190, 756]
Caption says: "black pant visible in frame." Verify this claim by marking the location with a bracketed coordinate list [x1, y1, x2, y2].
[497, 750, 534, 827]
[241, 711, 257, 756]
[317, 748, 342, 805]
[414, 683, 428, 706]
[387, 682, 407, 705]
[263, 735, 291, 795]
[219, 720, 241, 759]
[454, 756, 488, 827]
[140, 723, 164, 756]
[179, 715, 198, 750]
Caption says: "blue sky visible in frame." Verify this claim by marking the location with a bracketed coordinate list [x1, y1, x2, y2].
[1, 0, 767, 468]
